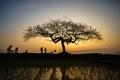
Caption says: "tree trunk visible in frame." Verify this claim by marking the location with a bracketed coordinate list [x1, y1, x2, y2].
[61, 40, 66, 52]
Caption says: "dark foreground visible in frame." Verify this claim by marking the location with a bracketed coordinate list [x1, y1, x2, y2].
[1, 53, 120, 60]
[0, 53, 120, 68]
[0, 53, 120, 80]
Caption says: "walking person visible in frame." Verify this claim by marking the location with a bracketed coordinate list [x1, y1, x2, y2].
[7, 45, 13, 53]
[45, 48, 47, 54]
[15, 47, 19, 53]
[40, 47, 43, 53]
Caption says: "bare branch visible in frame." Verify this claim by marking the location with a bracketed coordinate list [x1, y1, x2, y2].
[24, 18, 103, 50]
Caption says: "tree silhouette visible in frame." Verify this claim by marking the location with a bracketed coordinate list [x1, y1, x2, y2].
[24, 18, 102, 53]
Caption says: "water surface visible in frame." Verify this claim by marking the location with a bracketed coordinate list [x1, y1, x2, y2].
[0, 64, 119, 80]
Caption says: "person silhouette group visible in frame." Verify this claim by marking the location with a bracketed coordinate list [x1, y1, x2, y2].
[40, 47, 47, 53]
[7, 45, 19, 53]
[7, 45, 55, 54]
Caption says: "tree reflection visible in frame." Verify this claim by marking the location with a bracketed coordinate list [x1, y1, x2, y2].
[0, 66, 119, 80]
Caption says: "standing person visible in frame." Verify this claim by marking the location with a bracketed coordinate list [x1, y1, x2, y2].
[15, 47, 19, 53]
[45, 48, 47, 54]
[25, 50, 28, 53]
[40, 47, 43, 53]
[7, 45, 13, 53]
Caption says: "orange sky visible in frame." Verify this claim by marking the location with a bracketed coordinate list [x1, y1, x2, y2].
[0, 0, 120, 54]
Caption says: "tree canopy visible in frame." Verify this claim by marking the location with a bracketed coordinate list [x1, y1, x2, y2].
[24, 19, 102, 52]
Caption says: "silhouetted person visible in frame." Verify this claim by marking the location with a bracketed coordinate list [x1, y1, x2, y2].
[45, 48, 47, 54]
[25, 50, 28, 53]
[7, 45, 13, 53]
[40, 47, 43, 53]
[15, 47, 19, 53]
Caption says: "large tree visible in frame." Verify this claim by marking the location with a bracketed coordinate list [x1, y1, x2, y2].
[24, 19, 102, 52]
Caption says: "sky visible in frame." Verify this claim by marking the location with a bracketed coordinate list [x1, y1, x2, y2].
[0, 0, 120, 54]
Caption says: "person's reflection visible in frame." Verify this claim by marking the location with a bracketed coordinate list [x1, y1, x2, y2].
[35, 68, 53, 80]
